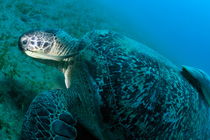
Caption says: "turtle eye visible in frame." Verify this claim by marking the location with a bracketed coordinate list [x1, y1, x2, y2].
[22, 40, 27, 45]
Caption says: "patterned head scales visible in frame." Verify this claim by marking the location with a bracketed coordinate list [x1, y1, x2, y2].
[18, 29, 79, 61]
[19, 30, 56, 54]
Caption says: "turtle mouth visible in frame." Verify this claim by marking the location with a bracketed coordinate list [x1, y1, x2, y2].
[24, 50, 78, 61]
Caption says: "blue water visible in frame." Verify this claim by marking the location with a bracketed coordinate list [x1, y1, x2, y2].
[97, 0, 210, 73]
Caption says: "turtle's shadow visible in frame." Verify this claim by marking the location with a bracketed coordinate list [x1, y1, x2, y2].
[76, 123, 98, 140]
[0, 76, 36, 112]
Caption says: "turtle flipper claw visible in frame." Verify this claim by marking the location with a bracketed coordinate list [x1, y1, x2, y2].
[52, 119, 77, 139]
[52, 112, 77, 139]
[59, 112, 77, 125]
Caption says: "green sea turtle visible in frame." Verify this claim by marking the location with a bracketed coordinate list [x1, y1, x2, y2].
[18, 29, 210, 139]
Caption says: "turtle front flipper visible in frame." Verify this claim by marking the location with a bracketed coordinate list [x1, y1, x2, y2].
[181, 65, 210, 106]
[21, 89, 77, 140]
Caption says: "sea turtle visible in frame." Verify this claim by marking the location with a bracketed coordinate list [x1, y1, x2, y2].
[18, 29, 210, 139]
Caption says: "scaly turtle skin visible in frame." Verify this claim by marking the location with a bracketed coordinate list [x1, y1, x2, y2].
[18, 29, 210, 139]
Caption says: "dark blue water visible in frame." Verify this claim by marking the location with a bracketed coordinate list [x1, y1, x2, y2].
[97, 0, 210, 73]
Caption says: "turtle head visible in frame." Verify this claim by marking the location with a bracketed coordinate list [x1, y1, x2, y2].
[18, 29, 80, 62]
[18, 29, 85, 88]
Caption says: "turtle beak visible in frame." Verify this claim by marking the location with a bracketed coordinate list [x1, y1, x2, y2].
[18, 35, 24, 51]
[18, 34, 29, 52]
